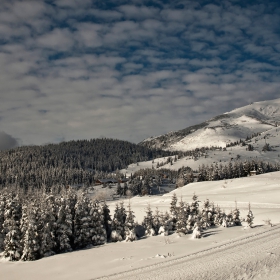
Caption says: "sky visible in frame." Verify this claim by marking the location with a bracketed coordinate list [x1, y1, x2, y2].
[0, 0, 280, 149]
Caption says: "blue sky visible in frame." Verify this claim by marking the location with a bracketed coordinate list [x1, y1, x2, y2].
[0, 0, 280, 149]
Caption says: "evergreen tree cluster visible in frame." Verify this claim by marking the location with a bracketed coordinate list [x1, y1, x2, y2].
[0, 186, 108, 261]
[196, 160, 280, 181]
[141, 193, 243, 239]
[0, 138, 173, 190]
[123, 167, 193, 196]
[0, 185, 254, 262]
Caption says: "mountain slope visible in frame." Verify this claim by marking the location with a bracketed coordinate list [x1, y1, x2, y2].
[139, 99, 280, 151]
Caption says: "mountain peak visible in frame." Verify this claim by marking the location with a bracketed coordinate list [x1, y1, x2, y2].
[140, 99, 280, 151]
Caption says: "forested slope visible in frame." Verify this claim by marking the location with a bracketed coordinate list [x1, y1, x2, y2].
[0, 138, 172, 189]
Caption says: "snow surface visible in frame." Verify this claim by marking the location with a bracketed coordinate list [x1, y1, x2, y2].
[2, 171, 280, 280]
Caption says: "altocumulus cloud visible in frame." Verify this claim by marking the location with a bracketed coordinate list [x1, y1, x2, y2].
[0, 0, 280, 146]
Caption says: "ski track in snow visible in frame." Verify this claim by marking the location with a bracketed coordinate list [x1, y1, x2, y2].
[95, 225, 280, 280]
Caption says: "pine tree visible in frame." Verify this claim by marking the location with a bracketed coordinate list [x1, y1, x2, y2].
[142, 204, 156, 236]
[170, 193, 178, 229]
[124, 203, 137, 242]
[102, 202, 111, 241]
[21, 203, 41, 261]
[245, 203, 254, 228]
[73, 192, 94, 249]
[40, 195, 57, 257]
[111, 202, 126, 242]
[176, 199, 188, 235]
[91, 200, 106, 246]
[3, 195, 22, 261]
[56, 197, 73, 253]
[0, 191, 7, 251]
[152, 207, 161, 235]
[232, 201, 241, 226]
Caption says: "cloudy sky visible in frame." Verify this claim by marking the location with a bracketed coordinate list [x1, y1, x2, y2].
[0, 0, 280, 149]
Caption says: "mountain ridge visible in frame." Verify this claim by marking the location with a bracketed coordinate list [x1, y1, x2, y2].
[139, 98, 280, 151]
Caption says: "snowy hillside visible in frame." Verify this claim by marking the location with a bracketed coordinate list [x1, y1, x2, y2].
[2, 172, 280, 280]
[139, 98, 280, 151]
[122, 123, 280, 175]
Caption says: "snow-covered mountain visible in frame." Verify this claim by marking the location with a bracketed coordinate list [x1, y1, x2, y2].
[139, 99, 280, 151]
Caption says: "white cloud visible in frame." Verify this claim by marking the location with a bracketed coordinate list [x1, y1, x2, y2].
[0, 1, 280, 146]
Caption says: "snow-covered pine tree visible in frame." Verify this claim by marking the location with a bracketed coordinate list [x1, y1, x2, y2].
[0, 191, 7, 251]
[142, 204, 156, 236]
[124, 202, 137, 242]
[111, 202, 126, 242]
[102, 202, 111, 241]
[201, 199, 211, 229]
[91, 200, 106, 246]
[56, 197, 73, 253]
[3, 195, 22, 261]
[40, 195, 57, 257]
[21, 203, 41, 261]
[213, 205, 223, 226]
[152, 207, 161, 235]
[192, 220, 202, 239]
[176, 199, 188, 235]
[190, 193, 200, 216]
[170, 193, 178, 230]
[158, 211, 172, 236]
[245, 203, 254, 228]
[73, 192, 94, 249]
[232, 201, 241, 226]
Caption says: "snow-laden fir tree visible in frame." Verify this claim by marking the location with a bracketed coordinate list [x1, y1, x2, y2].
[200, 199, 212, 229]
[221, 211, 228, 227]
[190, 193, 199, 216]
[3, 195, 22, 261]
[40, 195, 57, 257]
[142, 204, 156, 236]
[124, 202, 137, 242]
[111, 202, 126, 242]
[176, 199, 188, 235]
[170, 193, 178, 230]
[192, 220, 202, 239]
[56, 197, 73, 253]
[0, 191, 7, 251]
[213, 205, 223, 226]
[73, 192, 94, 249]
[21, 203, 41, 261]
[158, 211, 172, 236]
[152, 207, 161, 235]
[245, 203, 254, 228]
[232, 201, 241, 226]
[91, 200, 106, 246]
[102, 202, 111, 241]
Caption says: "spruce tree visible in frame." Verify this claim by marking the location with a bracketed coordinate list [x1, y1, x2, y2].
[176, 199, 188, 235]
[21, 203, 41, 261]
[91, 200, 106, 246]
[245, 203, 254, 228]
[73, 192, 94, 249]
[56, 197, 73, 253]
[170, 193, 178, 230]
[124, 203, 137, 242]
[3, 195, 22, 261]
[142, 204, 155, 236]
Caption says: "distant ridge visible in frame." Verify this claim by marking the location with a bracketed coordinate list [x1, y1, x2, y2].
[139, 98, 280, 151]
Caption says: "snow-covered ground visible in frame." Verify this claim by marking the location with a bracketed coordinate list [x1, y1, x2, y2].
[1, 171, 280, 280]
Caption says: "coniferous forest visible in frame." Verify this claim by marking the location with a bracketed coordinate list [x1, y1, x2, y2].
[0, 138, 173, 190]
[0, 185, 254, 261]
